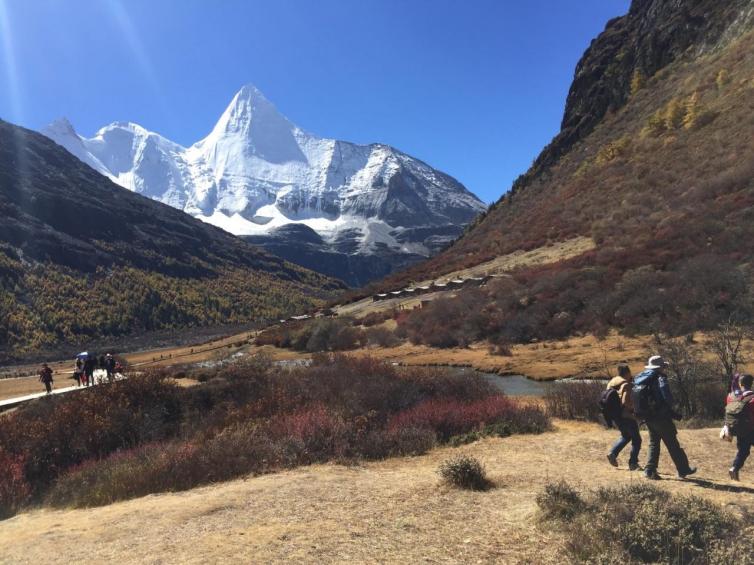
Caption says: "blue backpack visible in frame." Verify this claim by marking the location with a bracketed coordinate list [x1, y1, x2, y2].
[632, 370, 661, 420]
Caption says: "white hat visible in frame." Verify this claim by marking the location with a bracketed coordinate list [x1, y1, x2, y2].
[645, 355, 669, 370]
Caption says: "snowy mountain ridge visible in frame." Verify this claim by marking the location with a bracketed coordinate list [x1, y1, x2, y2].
[42, 85, 485, 276]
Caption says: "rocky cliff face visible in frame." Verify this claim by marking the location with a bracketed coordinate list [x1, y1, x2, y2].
[509, 0, 754, 195]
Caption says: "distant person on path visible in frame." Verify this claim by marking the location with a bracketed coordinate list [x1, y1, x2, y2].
[105, 353, 116, 381]
[726, 373, 754, 481]
[632, 355, 697, 480]
[38, 363, 53, 394]
[84, 356, 95, 386]
[604, 364, 642, 470]
[98, 354, 106, 371]
[74, 358, 84, 387]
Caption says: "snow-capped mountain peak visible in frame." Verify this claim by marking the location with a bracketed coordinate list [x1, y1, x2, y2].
[42, 117, 113, 180]
[41, 85, 486, 283]
[45, 117, 78, 139]
[196, 84, 308, 167]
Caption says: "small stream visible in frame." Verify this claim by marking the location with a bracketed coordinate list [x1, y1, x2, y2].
[446, 367, 556, 396]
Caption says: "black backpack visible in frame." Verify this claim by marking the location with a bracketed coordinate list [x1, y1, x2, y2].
[632, 372, 661, 420]
[599, 387, 622, 427]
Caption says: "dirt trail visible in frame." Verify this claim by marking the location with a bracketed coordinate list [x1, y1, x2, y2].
[1, 421, 751, 564]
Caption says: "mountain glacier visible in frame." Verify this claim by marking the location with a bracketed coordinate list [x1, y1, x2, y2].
[42, 85, 485, 285]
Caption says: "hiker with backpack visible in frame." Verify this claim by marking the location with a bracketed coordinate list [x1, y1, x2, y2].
[38, 363, 54, 394]
[632, 355, 697, 480]
[725, 373, 754, 481]
[602, 364, 642, 470]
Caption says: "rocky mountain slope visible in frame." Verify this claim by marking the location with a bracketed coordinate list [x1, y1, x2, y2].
[374, 0, 754, 340]
[42, 86, 485, 286]
[0, 120, 341, 361]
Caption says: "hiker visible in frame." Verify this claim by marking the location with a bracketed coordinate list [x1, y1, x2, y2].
[73, 358, 84, 387]
[105, 353, 116, 381]
[604, 364, 642, 470]
[726, 373, 754, 481]
[632, 355, 697, 480]
[98, 354, 106, 371]
[84, 355, 95, 386]
[38, 363, 53, 394]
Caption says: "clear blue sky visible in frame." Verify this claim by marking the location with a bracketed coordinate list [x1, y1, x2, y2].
[0, 0, 629, 203]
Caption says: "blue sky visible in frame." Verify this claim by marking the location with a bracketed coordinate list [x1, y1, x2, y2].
[0, 0, 629, 203]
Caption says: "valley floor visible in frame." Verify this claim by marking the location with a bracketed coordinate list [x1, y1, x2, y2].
[1, 421, 751, 564]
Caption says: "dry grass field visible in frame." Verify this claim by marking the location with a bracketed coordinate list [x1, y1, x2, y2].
[1, 421, 750, 564]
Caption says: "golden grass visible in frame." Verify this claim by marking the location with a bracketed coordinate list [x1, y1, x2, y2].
[412, 235, 595, 286]
[334, 237, 595, 321]
[1, 421, 751, 564]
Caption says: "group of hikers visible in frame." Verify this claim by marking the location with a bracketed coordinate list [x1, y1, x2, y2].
[602, 354, 754, 482]
[72, 353, 118, 387]
[37, 353, 120, 394]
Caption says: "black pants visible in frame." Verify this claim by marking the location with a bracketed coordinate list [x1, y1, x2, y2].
[732, 433, 754, 471]
[43, 381, 52, 394]
[645, 417, 691, 475]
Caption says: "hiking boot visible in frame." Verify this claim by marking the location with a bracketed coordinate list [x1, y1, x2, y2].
[729, 468, 740, 481]
[644, 470, 661, 480]
[607, 454, 618, 467]
[678, 467, 697, 479]
[628, 463, 642, 471]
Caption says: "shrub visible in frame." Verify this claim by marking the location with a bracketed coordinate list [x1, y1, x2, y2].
[539, 481, 740, 565]
[716, 68, 730, 90]
[543, 380, 605, 421]
[360, 309, 397, 327]
[360, 427, 437, 459]
[268, 405, 347, 463]
[0, 449, 31, 519]
[365, 326, 400, 347]
[46, 424, 287, 508]
[4, 356, 547, 514]
[438, 455, 490, 491]
[630, 68, 646, 95]
[595, 137, 630, 165]
[535, 480, 586, 521]
[388, 395, 550, 441]
[0, 372, 183, 493]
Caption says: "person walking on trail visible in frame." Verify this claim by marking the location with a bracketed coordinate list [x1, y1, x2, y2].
[604, 364, 642, 470]
[105, 353, 116, 381]
[73, 358, 83, 387]
[632, 355, 697, 480]
[726, 373, 754, 481]
[84, 355, 95, 387]
[38, 363, 53, 394]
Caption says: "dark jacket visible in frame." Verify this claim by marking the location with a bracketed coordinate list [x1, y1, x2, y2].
[39, 367, 53, 383]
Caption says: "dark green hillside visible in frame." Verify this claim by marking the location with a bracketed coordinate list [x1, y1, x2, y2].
[0, 121, 342, 359]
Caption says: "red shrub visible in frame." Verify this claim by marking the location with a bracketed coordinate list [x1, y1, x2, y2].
[0, 448, 30, 519]
[268, 405, 347, 462]
[387, 395, 542, 441]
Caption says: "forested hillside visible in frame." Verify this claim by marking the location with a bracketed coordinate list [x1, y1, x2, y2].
[0, 121, 341, 360]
